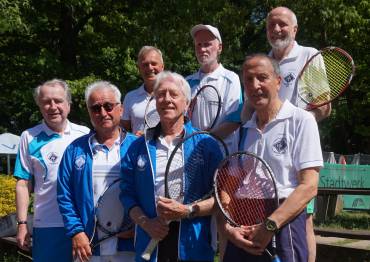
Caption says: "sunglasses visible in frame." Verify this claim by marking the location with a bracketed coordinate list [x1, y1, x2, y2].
[89, 102, 120, 113]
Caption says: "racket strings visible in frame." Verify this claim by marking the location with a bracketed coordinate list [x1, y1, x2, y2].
[145, 97, 160, 128]
[216, 154, 277, 226]
[95, 181, 125, 234]
[166, 132, 227, 204]
[189, 85, 221, 130]
[299, 49, 353, 105]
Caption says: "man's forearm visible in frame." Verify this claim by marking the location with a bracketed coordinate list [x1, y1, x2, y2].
[15, 179, 30, 221]
[211, 122, 240, 139]
[269, 169, 319, 229]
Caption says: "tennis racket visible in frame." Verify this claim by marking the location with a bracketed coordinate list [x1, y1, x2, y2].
[89, 178, 133, 251]
[141, 131, 229, 261]
[188, 84, 222, 130]
[144, 96, 160, 129]
[297, 46, 355, 110]
[214, 151, 280, 262]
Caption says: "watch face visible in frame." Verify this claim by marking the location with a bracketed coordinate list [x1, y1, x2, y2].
[265, 219, 278, 232]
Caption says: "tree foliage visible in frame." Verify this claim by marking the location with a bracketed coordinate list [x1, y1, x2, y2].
[0, 0, 369, 153]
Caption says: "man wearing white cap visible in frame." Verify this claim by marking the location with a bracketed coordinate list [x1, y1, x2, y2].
[186, 24, 243, 153]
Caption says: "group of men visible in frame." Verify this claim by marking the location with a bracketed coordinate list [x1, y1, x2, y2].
[14, 6, 329, 262]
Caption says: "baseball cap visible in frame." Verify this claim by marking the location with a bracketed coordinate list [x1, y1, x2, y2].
[190, 24, 222, 43]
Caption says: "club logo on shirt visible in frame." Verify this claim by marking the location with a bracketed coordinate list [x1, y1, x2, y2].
[283, 72, 296, 86]
[47, 152, 59, 164]
[272, 136, 288, 154]
[137, 154, 148, 171]
[75, 155, 86, 170]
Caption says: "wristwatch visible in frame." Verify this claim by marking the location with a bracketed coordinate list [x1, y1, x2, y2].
[17, 220, 27, 226]
[186, 205, 196, 219]
[264, 218, 279, 233]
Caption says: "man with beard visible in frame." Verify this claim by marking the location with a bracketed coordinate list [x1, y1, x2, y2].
[121, 46, 164, 136]
[186, 24, 243, 153]
[266, 6, 331, 121]
[265, 7, 331, 262]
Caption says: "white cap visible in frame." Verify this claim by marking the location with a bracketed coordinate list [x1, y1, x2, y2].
[190, 24, 222, 43]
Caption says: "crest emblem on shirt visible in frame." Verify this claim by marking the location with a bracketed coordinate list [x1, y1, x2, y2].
[47, 152, 58, 164]
[75, 155, 86, 170]
[137, 154, 147, 171]
[272, 136, 288, 154]
[283, 72, 296, 86]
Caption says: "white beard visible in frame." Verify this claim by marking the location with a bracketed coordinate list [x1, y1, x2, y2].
[269, 36, 293, 51]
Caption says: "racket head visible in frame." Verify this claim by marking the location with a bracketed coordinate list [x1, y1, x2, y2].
[297, 46, 355, 109]
[94, 179, 125, 238]
[214, 151, 279, 227]
[144, 96, 160, 129]
[164, 131, 229, 204]
[188, 84, 222, 130]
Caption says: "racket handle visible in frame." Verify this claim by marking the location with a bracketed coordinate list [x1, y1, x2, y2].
[141, 238, 159, 261]
[271, 255, 281, 262]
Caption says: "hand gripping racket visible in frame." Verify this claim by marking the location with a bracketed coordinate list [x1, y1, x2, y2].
[214, 151, 281, 262]
[144, 96, 160, 129]
[90, 178, 133, 250]
[188, 84, 222, 131]
[141, 131, 229, 261]
[297, 46, 355, 110]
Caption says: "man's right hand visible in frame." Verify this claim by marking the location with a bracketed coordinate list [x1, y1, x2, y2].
[139, 216, 169, 240]
[72, 232, 92, 262]
[16, 224, 31, 251]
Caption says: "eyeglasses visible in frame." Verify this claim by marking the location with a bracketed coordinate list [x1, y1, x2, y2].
[89, 102, 120, 113]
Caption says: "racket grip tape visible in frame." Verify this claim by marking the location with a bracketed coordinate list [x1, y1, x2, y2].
[141, 238, 159, 261]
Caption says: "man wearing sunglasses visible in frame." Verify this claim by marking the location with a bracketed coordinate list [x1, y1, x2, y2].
[57, 81, 137, 262]
[14, 79, 90, 262]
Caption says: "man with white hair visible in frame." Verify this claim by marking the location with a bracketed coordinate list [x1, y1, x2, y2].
[57, 81, 137, 262]
[266, 6, 330, 121]
[121, 71, 223, 262]
[121, 46, 164, 135]
[186, 24, 243, 153]
[14, 79, 90, 262]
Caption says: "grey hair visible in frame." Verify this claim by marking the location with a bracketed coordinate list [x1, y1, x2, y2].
[34, 79, 71, 105]
[85, 81, 121, 105]
[242, 53, 281, 77]
[267, 6, 298, 27]
[153, 71, 191, 104]
[137, 46, 164, 65]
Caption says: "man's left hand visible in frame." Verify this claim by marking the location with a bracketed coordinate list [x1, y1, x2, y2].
[246, 224, 274, 254]
[156, 196, 188, 220]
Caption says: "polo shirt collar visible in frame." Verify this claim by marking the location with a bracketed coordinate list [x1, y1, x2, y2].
[269, 41, 301, 64]
[89, 129, 126, 154]
[42, 120, 71, 136]
[195, 63, 225, 81]
[138, 84, 151, 96]
[243, 99, 294, 129]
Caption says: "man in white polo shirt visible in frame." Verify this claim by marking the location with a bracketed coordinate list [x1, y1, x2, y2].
[58, 81, 137, 262]
[220, 54, 323, 262]
[121, 46, 164, 135]
[186, 24, 243, 153]
[14, 79, 90, 262]
[266, 7, 331, 261]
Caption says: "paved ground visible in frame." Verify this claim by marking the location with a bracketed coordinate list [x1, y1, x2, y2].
[316, 235, 370, 250]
